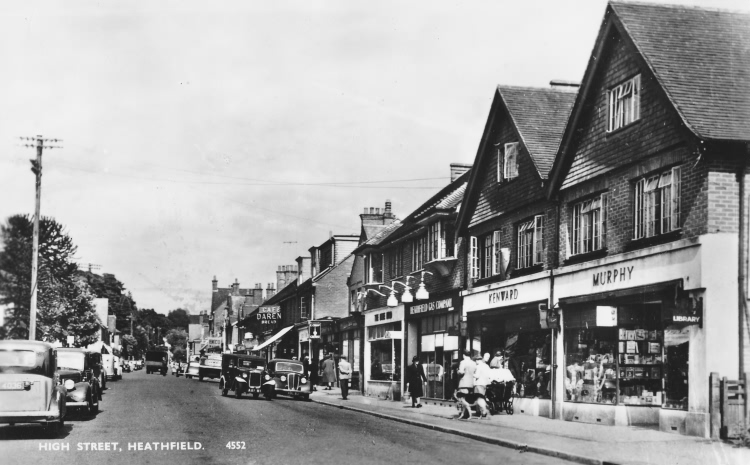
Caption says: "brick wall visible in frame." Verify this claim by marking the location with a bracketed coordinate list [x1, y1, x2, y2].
[315, 254, 355, 319]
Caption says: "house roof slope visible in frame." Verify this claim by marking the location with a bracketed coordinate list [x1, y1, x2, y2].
[499, 86, 577, 178]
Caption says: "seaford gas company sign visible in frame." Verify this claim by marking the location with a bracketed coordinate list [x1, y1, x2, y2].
[257, 306, 280, 324]
[409, 297, 453, 315]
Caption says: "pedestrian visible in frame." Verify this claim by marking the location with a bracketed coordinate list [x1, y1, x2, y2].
[457, 350, 476, 394]
[320, 354, 337, 390]
[489, 350, 505, 369]
[405, 356, 427, 408]
[473, 355, 491, 418]
[338, 355, 352, 400]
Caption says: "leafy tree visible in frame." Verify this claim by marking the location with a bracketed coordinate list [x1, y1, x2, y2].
[132, 325, 150, 355]
[81, 272, 138, 333]
[120, 334, 139, 359]
[136, 308, 171, 344]
[165, 328, 188, 354]
[167, 308, 190, 330]
[0, 214, 100, 343]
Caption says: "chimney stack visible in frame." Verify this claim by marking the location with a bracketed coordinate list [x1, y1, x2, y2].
[212, 276, 218, 292]
[450, 163, 472, 182]
[276, 265, 298, 291]
[360, 200, 397, 228]
[231, 278, 240, 296]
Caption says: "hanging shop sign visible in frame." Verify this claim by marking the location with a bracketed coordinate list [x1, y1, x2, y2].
[538, 303, 560, 330]
[666, 290, 703, 327]
[309, 322, 321, 339]
[257, 306, 281, 324]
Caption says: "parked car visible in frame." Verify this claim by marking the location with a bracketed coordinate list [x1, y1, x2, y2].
[0, 340, 66, 435]
[173, 361, 187, 377]
[261, 359, 312, 401]
[145, 347, 169, 375]
[220, 354, 267, 399]
[198, 353, 222, 381]
[86, 341, 118, 388]
[56, 348, 101, 416]
[184, 355, 200, 379]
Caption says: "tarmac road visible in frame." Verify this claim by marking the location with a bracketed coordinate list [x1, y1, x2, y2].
[0, 368, 572, 465]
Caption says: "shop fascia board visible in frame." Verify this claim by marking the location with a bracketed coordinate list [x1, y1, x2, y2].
[460, 268, 550, 296]
[551, 236, 701, 279]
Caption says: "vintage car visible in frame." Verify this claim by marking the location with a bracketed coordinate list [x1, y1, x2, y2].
[86, 341, 120, 388]
[261, 358, 312, 401]
[184, 355, 200, 379]
[198, 353, 222, 381]
[219, 354, 267, 399]
[0, 340, 67, 435]
[173, 361, 187, 377]
[56, 348, 101, 415]
[145, 347, 169, 375]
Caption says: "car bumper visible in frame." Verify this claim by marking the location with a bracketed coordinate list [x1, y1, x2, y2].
[0, 410, 62, 424]
[65, 401, 88, 408]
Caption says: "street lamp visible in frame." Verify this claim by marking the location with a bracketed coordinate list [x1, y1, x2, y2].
[392, 276, 415, 303]
[378, 282, 399, 307]
[415, 271, 434, 300]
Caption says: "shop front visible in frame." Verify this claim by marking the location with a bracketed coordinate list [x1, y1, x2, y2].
[404, 290, 462, 401]
[335, 315, 363, 390]
[463, 273, 553, 417]
[364, 305, 403, 400]
[553, 236, 737, 437]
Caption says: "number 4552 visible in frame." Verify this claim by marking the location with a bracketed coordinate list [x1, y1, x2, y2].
[226, 441, 246, 449]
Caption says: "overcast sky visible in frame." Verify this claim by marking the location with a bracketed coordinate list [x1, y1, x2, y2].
[1, 0, 747, 318]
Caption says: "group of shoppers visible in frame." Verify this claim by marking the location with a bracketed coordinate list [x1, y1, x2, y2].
[305, 353, 353, 400]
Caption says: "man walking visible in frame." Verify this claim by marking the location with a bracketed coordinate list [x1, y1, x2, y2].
[338, 355, 352, 400]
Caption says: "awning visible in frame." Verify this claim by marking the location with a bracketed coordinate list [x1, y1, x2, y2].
[252, 325, 294, 351]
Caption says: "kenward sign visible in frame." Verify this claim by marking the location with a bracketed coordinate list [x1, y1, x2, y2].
[257, 306, 280, 324]
[488, 288, 518, 304]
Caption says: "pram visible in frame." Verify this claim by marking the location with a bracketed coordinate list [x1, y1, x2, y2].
[486, 380, 514, 415]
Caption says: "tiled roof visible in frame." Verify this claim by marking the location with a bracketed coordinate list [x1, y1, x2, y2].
[499, 86, 577, 178]
[611, 1, 750, 141]
[363, 221, 403, 247]
[262, 280, 297, 306]
[362, 224, 388, 242]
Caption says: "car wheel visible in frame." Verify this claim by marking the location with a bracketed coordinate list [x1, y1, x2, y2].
[302, 395, 310, 401]
[162, 370, 167, 376]
[100, 373, 106, 391]
[263, 391, 273, 400]
[252, 393, 259, 399]
[199, 375, 204, 382]
[235, 388, 241, 399]
[221, 388, 228, 397]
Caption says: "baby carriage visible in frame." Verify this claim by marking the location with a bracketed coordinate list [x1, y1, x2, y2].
[486, 380, 514, 415]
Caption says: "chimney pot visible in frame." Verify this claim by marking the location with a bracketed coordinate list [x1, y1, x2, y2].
[363, 208, 368, 214]
[370, 207, 374, 214]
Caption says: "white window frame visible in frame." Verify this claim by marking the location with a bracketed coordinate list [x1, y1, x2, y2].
[470, 236, 479, 279]
[572, 193, 608, 255]
[608, 74, 641, 132]
[428, 221, 443, 262]
[517, 215, 544, 269]
[483, 235, 492, 278]
[496, 142, 519, 182]
[300, 296, 307, 320]
[413, 236, 427, 271]
[634, 166, 681, 239]
[492, 230, 502, 275]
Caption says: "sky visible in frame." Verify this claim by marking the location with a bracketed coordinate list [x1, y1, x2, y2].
[1, 0, 747, 318]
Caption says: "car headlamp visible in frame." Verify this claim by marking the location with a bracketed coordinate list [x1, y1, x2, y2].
[280, 375, 286, 382]
[264, 375, 270, 380]
[64, 379, 75, 391]
[300, 378, 307, 384]
[243, 373, 248, 379]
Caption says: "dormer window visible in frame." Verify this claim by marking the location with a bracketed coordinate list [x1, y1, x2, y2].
[608, 74, 641, 132]
[365, 253, 383, 283]
[497, 142, 519, 182]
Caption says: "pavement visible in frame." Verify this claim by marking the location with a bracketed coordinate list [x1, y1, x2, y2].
[310, 386, 750, 465]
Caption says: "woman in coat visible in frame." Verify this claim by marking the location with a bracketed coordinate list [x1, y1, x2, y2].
[320, 354, 337, 390]
[405, 356, 427, 408]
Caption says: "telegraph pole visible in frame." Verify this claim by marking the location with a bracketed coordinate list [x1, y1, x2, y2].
[21, 135, 62, 341]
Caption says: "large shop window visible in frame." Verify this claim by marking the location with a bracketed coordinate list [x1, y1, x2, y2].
[564, 303, 688, 409]
[471, 311, 552, 399]
[418, 312, 461, 400]
[368, 323, 402, 381]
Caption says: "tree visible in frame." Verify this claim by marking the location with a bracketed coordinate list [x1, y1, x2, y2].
[135, 308, 171, 346]
[0, 214, 100, 343]
[81, 272, 138, 333]
[165, 328, 188, 353]
[167, 308, 190, 330]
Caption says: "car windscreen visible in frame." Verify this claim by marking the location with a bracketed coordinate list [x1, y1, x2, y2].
[146, 351, 168, 362]
[57, 351, 85, 370]
[239, 359, 265, 369]
[274, 362, 303, 373]
[0, 349, 44, 374]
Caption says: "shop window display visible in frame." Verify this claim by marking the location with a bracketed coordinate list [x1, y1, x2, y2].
[564, 303, 683, 409]
[471, 313, 552, 399]
[368, 323, 401, 382]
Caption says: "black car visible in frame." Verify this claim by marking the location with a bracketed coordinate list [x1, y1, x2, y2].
[219, 354, 267, 399]
[145, 347, 169, 376]
[56, 348, 101, 416]
[261, 359, 312, 401]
